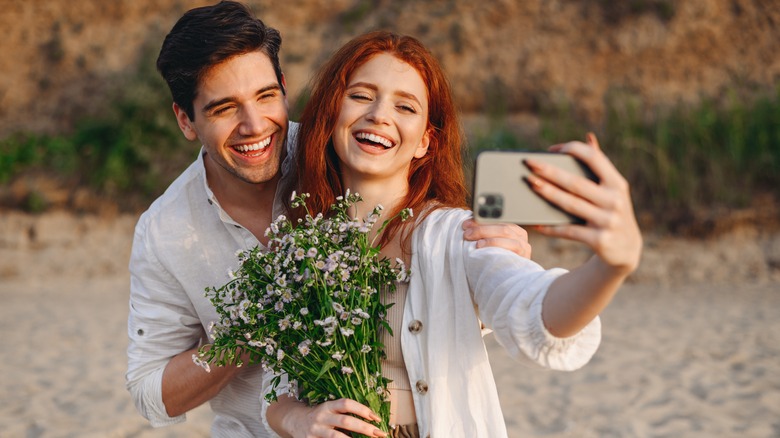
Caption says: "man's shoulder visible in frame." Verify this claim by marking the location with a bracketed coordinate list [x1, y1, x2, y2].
[134, 158, 207, 236]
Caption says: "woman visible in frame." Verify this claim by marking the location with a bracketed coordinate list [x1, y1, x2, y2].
[265, 31, 642, 438]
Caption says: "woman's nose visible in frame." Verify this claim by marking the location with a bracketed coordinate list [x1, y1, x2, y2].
[365, 101, 391, 125]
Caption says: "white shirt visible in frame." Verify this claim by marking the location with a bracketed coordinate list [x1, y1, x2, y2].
[402, 207, 601, 438]
[126, 124, 297, 437]
[260, 206, 602, 437]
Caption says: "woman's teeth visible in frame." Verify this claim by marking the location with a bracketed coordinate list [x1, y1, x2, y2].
[355, 132, 394, 149]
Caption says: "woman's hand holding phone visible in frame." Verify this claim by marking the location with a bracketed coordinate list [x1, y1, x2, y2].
[524, 133, 642, 273]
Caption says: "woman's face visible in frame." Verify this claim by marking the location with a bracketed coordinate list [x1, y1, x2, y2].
[332, 53, 430, 184]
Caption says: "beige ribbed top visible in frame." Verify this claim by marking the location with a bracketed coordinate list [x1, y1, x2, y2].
[380, 281, 411, 390]
[380, 281, 417, 426]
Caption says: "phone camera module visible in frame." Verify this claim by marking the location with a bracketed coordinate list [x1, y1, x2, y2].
[477, 194, 503, 218]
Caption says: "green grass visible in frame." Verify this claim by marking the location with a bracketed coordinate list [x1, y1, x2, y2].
[469, 86, 780, 232]
[2, 61, 778, 233]
[0, 46, 195, 212]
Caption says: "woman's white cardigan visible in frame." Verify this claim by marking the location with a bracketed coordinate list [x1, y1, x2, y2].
[402, 208, 601, 438]
[260, 207, 601, 437]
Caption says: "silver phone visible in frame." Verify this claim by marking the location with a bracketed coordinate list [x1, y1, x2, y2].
[472, 150, 598, 225]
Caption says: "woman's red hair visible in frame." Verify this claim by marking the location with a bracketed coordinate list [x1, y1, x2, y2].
[287, 31, 468, 250]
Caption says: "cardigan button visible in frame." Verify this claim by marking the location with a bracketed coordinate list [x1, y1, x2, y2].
[408, 319, 423, 334]
[415, 379, 429, 395]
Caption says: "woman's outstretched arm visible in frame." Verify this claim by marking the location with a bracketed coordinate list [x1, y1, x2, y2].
[523, 133, 643, 337]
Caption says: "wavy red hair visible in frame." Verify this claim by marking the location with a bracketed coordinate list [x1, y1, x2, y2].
[287, 31, 468, 250]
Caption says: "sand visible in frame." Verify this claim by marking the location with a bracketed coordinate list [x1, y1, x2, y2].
[0, 210, 778, 437]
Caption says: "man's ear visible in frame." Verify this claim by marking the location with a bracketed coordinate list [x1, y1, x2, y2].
[414, 128, 431, 159]
[173, 102, 198, 141]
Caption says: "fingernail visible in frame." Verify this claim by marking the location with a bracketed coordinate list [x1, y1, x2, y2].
[370, 412, 382, 422]
[373, 429, 388, 437]
[463, 228, 473, 238]
[523, 175, 542, 189]
[476, 239, 485, 248]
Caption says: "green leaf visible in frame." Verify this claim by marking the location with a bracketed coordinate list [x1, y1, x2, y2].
[317, 359, 336, 380]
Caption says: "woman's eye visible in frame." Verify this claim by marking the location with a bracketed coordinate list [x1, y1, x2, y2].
[398, 104, 416, 114]
[349, 93, 371, 101]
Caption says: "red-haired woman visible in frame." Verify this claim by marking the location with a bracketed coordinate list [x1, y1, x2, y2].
[265, 31, 642, 438]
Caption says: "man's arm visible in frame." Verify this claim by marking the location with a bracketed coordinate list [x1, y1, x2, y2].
[126, 220, 241, 424]
[160, 347, 244, 417]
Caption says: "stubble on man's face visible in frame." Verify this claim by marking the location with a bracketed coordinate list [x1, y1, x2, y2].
[189, 51, 289, 188]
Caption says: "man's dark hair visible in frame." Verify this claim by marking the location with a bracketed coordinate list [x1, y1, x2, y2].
[156, 1, 284, 120]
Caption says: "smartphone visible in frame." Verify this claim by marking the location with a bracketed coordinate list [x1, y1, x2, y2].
[472, 150, 598, 225]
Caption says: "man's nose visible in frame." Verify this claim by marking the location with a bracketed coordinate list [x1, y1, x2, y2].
[238, 105, 265, 136]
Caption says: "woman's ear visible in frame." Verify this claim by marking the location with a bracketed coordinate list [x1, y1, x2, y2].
[173, 103, 198, 141]
[414, 129, 432, 159]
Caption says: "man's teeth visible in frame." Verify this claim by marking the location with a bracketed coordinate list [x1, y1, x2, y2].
[356, 132, 394, 148]
[235, 138, 271, 152]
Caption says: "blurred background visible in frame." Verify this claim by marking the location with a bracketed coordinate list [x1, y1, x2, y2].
[1, 0, 779, 235]
[1, 2, 780, 437]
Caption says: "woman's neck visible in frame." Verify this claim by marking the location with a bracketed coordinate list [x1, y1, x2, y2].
[341, 173, 410, 262]
[342, 173, 408, 222]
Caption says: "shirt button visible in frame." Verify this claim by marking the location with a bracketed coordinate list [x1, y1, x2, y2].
[207, 199, 213, 205]
[408, 320, 423, 334]
[415, 380, 428, 395]
[137, 329, 144, 336]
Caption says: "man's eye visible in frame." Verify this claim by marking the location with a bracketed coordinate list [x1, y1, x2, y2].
[213, 106, 234, 115]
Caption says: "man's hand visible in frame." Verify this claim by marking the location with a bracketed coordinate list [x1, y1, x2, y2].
[462, 219, 532, 259]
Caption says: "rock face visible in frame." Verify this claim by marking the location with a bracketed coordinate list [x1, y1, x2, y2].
[1, 0, 778, 137]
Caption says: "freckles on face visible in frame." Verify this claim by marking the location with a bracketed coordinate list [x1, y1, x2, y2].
[332, 53, 430, 180]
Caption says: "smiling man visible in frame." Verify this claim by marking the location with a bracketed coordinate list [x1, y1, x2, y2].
[125, 3, 294, 436]
[126, 2, 532, 437]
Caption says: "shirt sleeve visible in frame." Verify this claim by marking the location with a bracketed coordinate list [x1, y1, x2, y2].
[125, 215, 204, 427]
[456, 215, 601, 371]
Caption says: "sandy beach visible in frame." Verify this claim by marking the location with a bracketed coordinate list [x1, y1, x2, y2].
[1, 211, 778, 437]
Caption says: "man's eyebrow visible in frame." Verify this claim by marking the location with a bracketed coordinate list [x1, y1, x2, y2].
[201, 83, 282, 113]
[347, 81, 422, 106]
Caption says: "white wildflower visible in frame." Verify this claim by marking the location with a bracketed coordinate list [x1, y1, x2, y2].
[192, 354, 211, 373]
[340, 327, 354, 337]
[298, 340, 311, 356]
[361, 345, 372, 353]
[341, 366, 354, 375]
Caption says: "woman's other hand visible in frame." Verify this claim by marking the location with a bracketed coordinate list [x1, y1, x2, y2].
[267, 395, 387, 438]
[462, 219, 532, 259]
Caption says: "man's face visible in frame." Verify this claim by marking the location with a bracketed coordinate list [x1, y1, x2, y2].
[174, 51, 288, 188]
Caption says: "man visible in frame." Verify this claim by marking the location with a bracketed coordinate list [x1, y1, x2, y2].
[126, 2, 531, 437]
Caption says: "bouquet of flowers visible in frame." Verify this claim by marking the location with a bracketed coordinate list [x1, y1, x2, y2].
[196, 191, 411, 436]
